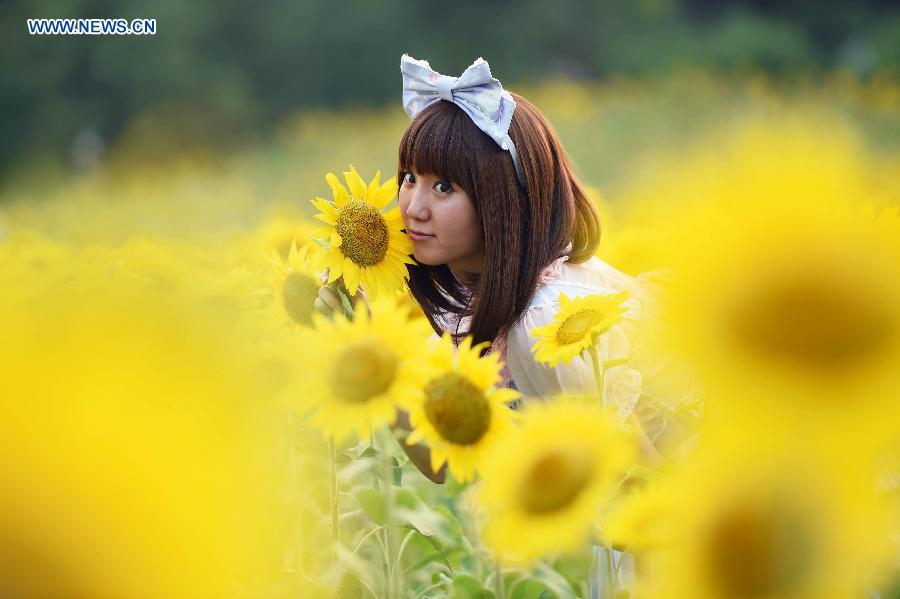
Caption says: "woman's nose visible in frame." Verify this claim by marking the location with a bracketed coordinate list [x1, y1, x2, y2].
[405, 188, 430, 221]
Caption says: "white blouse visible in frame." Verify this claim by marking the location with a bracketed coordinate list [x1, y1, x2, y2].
[499, 255, 697, 453]
[435, 254, 698, 454]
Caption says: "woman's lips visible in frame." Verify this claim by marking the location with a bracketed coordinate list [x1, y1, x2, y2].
[407, 230, 435, 241]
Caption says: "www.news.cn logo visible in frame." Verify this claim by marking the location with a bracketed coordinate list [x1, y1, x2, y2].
[27, 18, 156, 35]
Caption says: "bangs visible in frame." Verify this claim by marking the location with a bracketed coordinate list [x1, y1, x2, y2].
[398, 101, 495, 192]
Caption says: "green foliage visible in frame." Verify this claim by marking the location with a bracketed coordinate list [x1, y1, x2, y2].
[325, 434, 598, 598]
[449, 574, 493, 598]
[2, 0, 897, 176]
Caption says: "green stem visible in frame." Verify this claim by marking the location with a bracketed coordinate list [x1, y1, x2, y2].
[328, 438, 340, 556]
[587, 345, 606, 407]
[494, 557, 506, 599]
[377, 428, 398, 599]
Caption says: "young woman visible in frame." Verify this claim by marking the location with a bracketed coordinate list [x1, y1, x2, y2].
[316, 55, 678, 471]
[318, 54, 684, 596]
[397, 54, 679, 597]
[396, 53, 671, 454]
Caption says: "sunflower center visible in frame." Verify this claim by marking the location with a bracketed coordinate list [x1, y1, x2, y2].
[330, 337, 398, 403]
[556, 309, 604, 345]
[281, 271, 319, 326]
[730, 272, 893, 372]
[423, 373, 491, 445]
[517, 448, 593, 514]
[704, 500, 814, 598]
[336, 200, 390, 267]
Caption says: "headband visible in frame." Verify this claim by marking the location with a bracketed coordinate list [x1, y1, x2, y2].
[400, 54, 525, 187]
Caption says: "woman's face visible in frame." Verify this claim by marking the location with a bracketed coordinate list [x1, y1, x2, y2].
[398, 168, 483, 273]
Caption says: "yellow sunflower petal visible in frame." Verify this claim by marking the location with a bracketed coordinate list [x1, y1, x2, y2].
[343, 165, 368, 201]
[370, 176, 398, 209]
[311, 197, 339, 220]
[326, 173, 349, 208]
[406, 428, 426, 445]
[312, 225, 333, 240]
[342, 258, 360, 294]
[313, 213, 337, 225]
[319, 249, 343, 275]
[366, 170, 383, 199]
[359, 268, 380, 300]
[429, 447, 449, 474]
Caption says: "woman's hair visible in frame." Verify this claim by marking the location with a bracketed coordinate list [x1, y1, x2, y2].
[397, 92, 600, 350]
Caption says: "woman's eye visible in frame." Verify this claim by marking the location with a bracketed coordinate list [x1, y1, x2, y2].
[402, 171, 416, 185]
[435, 181, 452, 194]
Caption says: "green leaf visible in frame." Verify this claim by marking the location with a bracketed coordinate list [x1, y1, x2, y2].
[333, 282, 355, 317]
[396, 501, 465, 547]
[530, 562, 580, 599]
[393, 487, 418, 510]
[627, 464, 661, 482]
[353, 485, 449, 532]
[393, 455, 403, 485]
[509, 580, 551, 599]
[338, 455, 378, 484]
[405, 542, 460, 578]
[601, 357, 631, 369]
[548, 552, 592, 597]
[449, 574, 494, 599]
[310, 235, 330, 250]
[353, 487, 386, 524]
[348, 446, 402, 485]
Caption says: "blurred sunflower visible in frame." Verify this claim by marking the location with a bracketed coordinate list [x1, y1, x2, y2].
[297, 295, 432, 443]
[0, 260, 294, 598]
[530, 291, 630, 366]
[477, 399, 635, 564]
[655, 190, 900, 443]
[236, 215, 321, 269]
[395, 284, 428, 322]
[403, 335, 520, 483]
[599, 480, 676, 554]
[631, 422, 896, 599]
[267, 240, 322, 328]
[311, 166, 413, 299]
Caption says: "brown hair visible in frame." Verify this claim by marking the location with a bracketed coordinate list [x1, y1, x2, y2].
[398, 92, 600, 350]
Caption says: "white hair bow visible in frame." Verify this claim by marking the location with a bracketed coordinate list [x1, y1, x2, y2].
[400, 54, 524, 187]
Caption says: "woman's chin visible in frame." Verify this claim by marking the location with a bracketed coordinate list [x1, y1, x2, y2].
[412, 252, 443, 266]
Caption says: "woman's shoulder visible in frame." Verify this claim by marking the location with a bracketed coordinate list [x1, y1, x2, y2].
[526, 256, 651, 314]
[562, 256, 639, 291]
[502, 255, 647, 404]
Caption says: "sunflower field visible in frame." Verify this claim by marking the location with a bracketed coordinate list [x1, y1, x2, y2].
[1, 72, 898, 598]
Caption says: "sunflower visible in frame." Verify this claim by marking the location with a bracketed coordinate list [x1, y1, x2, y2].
[395, 284, 428, 323]
[650, 174, 900, 447]
[402, 334, 520, 483]
[267, 240, 323, 328]
[631, 420, 896, 599]
[0, 258, 293, 598]
[530, 291, 631, 367]
[235, 215, 322, 270]
[296, 295, 432, 443]
[477, 399, 636, 564]
[311, 166, 414, 299]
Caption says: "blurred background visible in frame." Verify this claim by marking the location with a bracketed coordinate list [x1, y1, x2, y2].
[1, 0, 897, 199]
